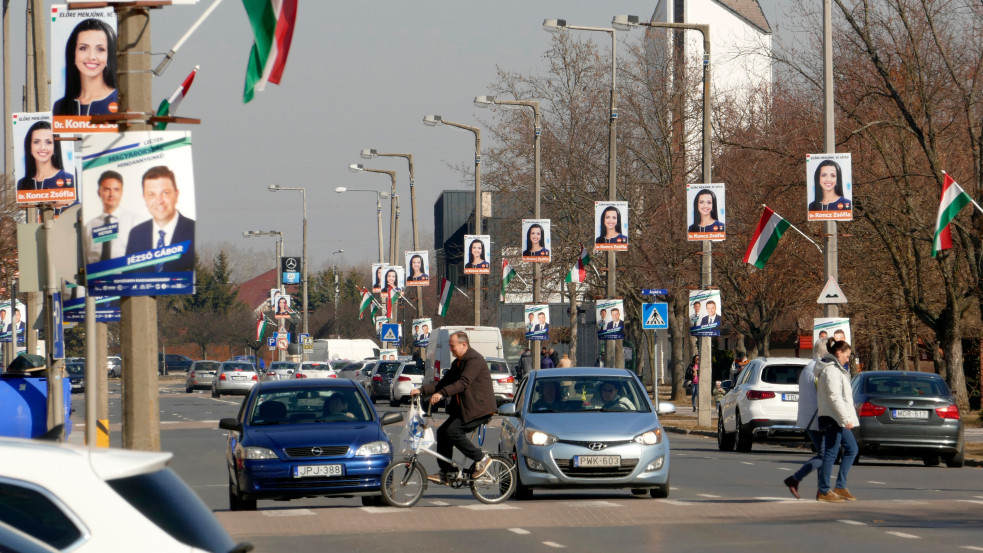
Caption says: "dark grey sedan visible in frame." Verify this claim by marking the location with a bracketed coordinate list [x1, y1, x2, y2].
[368, 360, 403, 402]
[851, 371, 964, 467]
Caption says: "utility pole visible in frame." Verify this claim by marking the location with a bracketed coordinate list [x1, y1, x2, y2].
[117, 5, 160, 452]
[23, 0, 47, 359]
[822, 0, 839, 319]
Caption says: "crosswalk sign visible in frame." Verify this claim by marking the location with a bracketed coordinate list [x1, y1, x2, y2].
[380, 323, 400, 343]
[642, 303, 669, 329]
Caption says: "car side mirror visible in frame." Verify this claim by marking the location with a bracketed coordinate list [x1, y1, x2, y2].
[497, 403, 517, 417]
[380, 412, 403, 426]
[656, 402, 677, 415]
[219, 418, 241, 431]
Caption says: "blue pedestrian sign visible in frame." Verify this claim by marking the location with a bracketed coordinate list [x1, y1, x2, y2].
[380, 323, 400, 343]
[52, 292, 65, 359]
[642, 303, 669, 330]
[641, 288, 669, 296]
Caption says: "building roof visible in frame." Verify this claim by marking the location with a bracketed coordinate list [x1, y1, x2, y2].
[237, 268, 277, 314]
[717, 0, 771, 34]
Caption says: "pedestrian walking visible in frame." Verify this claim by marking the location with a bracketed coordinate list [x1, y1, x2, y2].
[815, 338, 860, 502]
[557, 354, 572, 368]
[540, 347, 555, 369]
[783, 338, 828, 499]
[518, 348, 532, 378]
[687, 355, 700, 412]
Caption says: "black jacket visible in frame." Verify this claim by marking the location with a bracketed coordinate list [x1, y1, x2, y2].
[421, 347, 496, 423]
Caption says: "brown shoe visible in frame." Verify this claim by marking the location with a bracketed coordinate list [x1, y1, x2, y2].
[783, 476, 801, 499]
[816, 490, 845, 502]
[833, 488, 857, 501]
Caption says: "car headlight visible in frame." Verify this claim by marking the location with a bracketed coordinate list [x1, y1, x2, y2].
[633, 428, 663, 445]
[523, 429, 558, 446]
[241, 446, 278, 460]
[355, 441, 391, 456]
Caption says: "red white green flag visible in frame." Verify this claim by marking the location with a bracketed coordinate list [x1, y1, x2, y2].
[438, 278, 454, 318]
[564, 243, 591, 283]
[358, 287, 373, 319]
[255, 314, 267, 341]
[154, 65, 198, 130]
[242, 0, 298, 103]
[744, 206, 791, 269]
[933, 173, 972, 256]
[501, 259, 517, 302]
[386, 287, 400, 318]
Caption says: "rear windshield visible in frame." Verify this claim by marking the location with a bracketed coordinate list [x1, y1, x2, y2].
[864, 375, 949, 396]
[378, 362, 401, 376]
[222, 363, 254, 372]
[401, 364, 424, 376]
[760, 364, 805, 385]
[488, 362, 510, 374]
[106, 468, 237, 553]
[269, 362, 298, 371]
[65, 364, 84, 376]
[194, 362, 220, 371]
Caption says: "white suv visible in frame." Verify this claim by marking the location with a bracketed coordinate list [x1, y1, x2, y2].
[717, 357, 810, 452]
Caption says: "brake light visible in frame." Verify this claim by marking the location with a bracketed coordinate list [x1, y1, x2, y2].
[936, 404, 960, 419]
[506, 376, 514, 383]
[858, 402, 886, 417]
[189, 370, 195, 378]
[746, 390, 775, 400]
[251, 374, 258, 381]
[219, 373, 226, 381]
[295, 373, 307, 379]
[373, 375, 383, 382]
[328, 374, 337, 378]
[398, 376, 412, 382]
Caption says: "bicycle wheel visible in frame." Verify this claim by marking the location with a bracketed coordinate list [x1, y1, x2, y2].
[470, 454, 516, 504]
[381, 458, 427, 508]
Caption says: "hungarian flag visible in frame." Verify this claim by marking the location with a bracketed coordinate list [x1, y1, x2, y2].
[242, 0, 298, 103]
[501, 259, 516, 302]
[357, 287, 373, 319]
[564, 243, 591, 283]
[438, 278, 454, 318]
[154, 65, 198, 130]
[386, 287, 400, 318]
[255, 315, 267, 341]
[744, 206, 791, 269]
[932, 173, 972, 256]
[369, 302, 380, 320]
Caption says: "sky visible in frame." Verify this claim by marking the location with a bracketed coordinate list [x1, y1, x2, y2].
[3, 0, 783, 277]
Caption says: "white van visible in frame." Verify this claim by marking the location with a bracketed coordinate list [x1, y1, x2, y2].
[310, 339, 379, 363]
[424, 326, 504, 386]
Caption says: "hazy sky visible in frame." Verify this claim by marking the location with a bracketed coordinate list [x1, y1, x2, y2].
[4, 0, 782, 275]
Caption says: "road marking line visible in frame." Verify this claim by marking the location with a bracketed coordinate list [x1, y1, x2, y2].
[868, 481, 886, 485]
[568, 500, 621, 507]
[361, 506, 405, 513]
[957, 500, 983, 505]
[740, 461, 754, 465]
[661, 500, 691, 505]
[461, 503, 519, 510]
[839, 520, 867, 526]
[542, 541, 566, 548]
[778, 467, 792, 471]
[960, 546, 983, 551]
[697, 494, 721, 498]
[754, 497, 799, 502]
[428, 500, 450, 506]
[975, 495, 983, 499]
[509, 528, 531, 535]
[262, 509, 314, 517]
[885, 531, 920, 539]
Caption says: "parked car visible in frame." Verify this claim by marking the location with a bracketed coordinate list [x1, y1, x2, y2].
[368, 360, 403, 402]
[389, 361, 424, 406]
[498, 368, 673, 500]
[294, 361, 338, 380]
[264, 361, 299, 381]
[185, 360, 220, 393]
[107, 356, 122, 378]
[65, 360, 85, 394]
[487, 357, 515, 406]
[157, 354, 193, 375]
[219, 379, 403, 510]
[211, 362, 259, 397]
[717, 357, 810, 452]
[851, 371, 964, 467]
[0, 437, 242, 552]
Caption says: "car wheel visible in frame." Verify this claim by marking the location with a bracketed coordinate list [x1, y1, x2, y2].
[650, 477, 670, 499]
[228, 477, 239, 511]
[717, 409, 736, 451]
[734, 412, 753, 452]
[212, 387, 219, 398]
[944, 447, 964, 468]
[923, 455, 941, 467]
[185, 384, 192, 394]
[390, 397, 399, 408]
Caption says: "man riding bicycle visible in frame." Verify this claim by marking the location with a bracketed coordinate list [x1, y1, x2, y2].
[411, 331, 496, 484]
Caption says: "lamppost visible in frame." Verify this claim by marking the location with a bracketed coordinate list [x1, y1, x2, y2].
[474, 95, 541, 369]
[613, 14, 713, 426]
[543, 18, 622, 368]
[334, 187, 388, 263]
[268, 184, 308, 361]
[331, 249, 343, 320]
[360, 149, 424, 318]
[423, 114, 482, 326]
[349, 164, 398, 265]
[243, 229, 284, 360]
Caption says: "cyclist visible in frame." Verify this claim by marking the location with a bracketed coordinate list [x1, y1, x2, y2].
[411, 331, 496, 484]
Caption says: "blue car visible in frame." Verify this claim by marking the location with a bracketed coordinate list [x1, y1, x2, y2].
[219, 379, 403, 510]
[498, 368, 674, 500]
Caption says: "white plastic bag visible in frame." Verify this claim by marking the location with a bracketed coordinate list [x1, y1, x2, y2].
[398, 399, 435, 454]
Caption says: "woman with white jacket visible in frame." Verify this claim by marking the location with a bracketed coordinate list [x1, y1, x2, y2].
[815, 339, 860, 502]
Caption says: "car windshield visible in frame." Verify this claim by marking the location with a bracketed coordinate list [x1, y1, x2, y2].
[527, 376, 650, 413]
[760, 364, 805, 385]
[249, 388, 372, 424]
[194, 362, 219, 371]
[222, 363, 254, 372]
[65, 363, 84, 376]
[864, 375, 949, 396]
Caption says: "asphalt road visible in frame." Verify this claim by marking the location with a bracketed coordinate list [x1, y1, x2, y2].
[71, 379, 983, 553]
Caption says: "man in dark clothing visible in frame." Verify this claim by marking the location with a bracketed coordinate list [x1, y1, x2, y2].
[412, 331, 496, 483]
[517, 348, 532, 379]
[548, 347, 560, 368]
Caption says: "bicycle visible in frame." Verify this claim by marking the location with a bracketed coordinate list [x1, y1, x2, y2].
[380, 397, 516, 507]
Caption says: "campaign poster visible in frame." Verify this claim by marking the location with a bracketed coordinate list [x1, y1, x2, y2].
[0, 300, 28, 344]
[812, 318, 851, 345]
[521, 219, 551, 263]
[13, 112, 78, 206]
[689, 290, 722, 337]
[807, 153, 852, 221]
[596, 299, 625, 340]
[412, 317, 432, 347]
[80, 131, 196, 295]
[371, 263, 389, 293]
[374, 316, 388, 339]
[594, 201, 628, 251]
[463, 235, 491, 275]
[272, 291, 292, 319]
[686, 183, 726, 242]
[524, 304, 550, 341]
[405, 251, 430, 286]
[62, 289, 120, 323]
[379, 348, 398, 361]
[50, 5, 119, 133]
[380, 265, 404, 298]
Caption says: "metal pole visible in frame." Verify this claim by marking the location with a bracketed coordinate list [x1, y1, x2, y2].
[822, 0, 839, 319]
[376, 195, 384, 263]
[29, 0, 46, 110]
[406, 159, 424, 318]
[474, 129, 482, 326]
[698, 28, 713, 429]
[391, 175, 399, 264]
[302, 190, 308, 360]
[42, 208, 63, 436]
[84, 293, 97, 448]
[606, 29, 623, 369]
[276, 232, 285, 362]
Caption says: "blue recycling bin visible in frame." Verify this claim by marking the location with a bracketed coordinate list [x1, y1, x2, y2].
[0, 376, 72, 439]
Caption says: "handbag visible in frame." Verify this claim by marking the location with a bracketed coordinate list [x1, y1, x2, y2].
[398, 398, 436, 454]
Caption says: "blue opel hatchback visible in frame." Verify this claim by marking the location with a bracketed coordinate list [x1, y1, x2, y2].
[219, 379, 403, 510]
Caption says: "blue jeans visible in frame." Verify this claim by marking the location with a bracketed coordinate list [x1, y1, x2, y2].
[817, 416, 858, 493]
[793, 429, 825, 482]
[692, 385, 698, 410]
